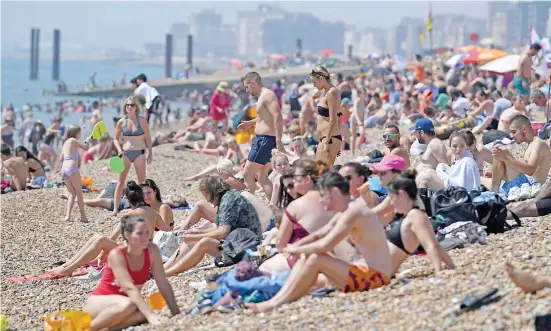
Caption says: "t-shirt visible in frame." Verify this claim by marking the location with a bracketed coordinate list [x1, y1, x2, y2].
[216, 189, 262, 237]
[134, 82, 160, 109]
[452, 97, 470, 118]
[492, 98, 513, 120]
[435, 93, 450, 111]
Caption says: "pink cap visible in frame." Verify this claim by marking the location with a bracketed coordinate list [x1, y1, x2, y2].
[372, 155, 407, 172]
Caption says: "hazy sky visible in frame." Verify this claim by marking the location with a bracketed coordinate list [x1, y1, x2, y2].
[1, 1, 489, 49]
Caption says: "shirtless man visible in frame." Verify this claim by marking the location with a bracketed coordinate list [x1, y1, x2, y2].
[238, 72, 284, 197]
[498, 95, 527, 133]
[413, 118, 449, 190]
[531, 88, 551, 123]
[1, 145, 29, 193]
[515, 44, 542, 103]
[173, 106, 212, 141]
[247, 172, 391, 313]
[382, 124, 410, 167]
[486, 115, 551, 195]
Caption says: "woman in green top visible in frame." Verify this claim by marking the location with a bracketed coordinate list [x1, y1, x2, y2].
[435, 86, 450, 111]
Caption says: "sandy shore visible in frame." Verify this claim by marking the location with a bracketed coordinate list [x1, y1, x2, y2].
[1, 133, 551, 330]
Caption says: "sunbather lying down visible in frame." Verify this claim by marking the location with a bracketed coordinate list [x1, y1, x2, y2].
[505, 262, 551, 293]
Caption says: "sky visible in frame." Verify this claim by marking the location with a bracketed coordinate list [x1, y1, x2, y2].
[1, 1, 489, 49]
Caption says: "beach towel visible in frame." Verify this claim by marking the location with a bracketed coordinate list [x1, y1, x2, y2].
[5, 261, 106, 283]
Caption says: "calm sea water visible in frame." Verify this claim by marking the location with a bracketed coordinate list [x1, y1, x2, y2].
[1, 58, 184, 139]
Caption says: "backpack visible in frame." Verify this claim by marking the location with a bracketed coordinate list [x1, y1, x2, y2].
[215, 228, 261, 268]
[470, 190, 521, 234]
[430, 187, 479, 228]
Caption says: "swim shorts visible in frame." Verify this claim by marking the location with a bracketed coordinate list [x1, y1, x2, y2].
[248, 135, 277, 165]
[344, 264, 390, 293]
[514, 75, 530, 96]
[500, 173, 536, 197]
[536, 198, 551, 216]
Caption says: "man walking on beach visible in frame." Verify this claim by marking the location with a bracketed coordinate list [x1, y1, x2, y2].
[238, 72, 285, 198]
[134, 73, 161, 126]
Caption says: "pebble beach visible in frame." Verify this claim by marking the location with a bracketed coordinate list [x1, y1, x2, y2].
[1, 137, 551, 330]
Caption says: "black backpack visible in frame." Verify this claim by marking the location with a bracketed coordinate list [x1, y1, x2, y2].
[214, 228, 260, 268]
[470, 190, 521, 234]
[430, 187, 479, 229]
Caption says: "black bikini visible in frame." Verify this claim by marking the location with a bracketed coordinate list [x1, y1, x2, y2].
[317, 105, 343, 144]
[387, 207, 421, 255]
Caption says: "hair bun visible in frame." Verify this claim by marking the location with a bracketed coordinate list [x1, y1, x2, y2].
[402, 168, 417, 180]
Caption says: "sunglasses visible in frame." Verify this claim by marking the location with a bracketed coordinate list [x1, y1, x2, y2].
[382, 134, 398, 139]
[126, 103, 136, 107]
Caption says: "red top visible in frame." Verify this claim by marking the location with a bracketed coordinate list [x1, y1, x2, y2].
[92, 247, 151, 296]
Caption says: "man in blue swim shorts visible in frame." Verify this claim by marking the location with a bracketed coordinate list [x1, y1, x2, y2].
[238, 72, 285, 198]
[515, 43, 542, 103]
[486, 115, 551, 199]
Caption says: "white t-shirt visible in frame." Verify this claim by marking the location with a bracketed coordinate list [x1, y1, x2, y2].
[436, 152, 480, 191]
[134, 82, 160, 109]
[452, 97, 470, 118]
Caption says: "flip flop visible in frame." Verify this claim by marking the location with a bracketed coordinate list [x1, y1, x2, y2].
[457, 288, 501, 315]
[310, 287, 338, 297]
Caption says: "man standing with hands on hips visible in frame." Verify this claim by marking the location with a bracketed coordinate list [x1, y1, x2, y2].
[238, 72, 285, 198]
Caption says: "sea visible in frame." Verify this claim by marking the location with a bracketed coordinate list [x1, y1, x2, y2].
[0, 57, 181, 138]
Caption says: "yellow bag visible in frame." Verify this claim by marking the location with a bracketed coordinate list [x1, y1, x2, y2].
[44, 311, 91, 331]
[235, 130, 252, 144]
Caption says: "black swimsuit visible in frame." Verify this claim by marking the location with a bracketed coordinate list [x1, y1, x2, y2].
[387, 207, 421, 254]
[317, 106, 342, 144]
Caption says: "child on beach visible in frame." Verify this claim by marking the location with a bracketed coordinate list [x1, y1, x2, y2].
[59, 125, 89, 222]
[269, 151, 290, 209]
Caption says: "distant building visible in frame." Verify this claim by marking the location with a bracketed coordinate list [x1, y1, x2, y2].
[237, 5, 287, 57]
[489, 1, 551, 48]
[262, 13, 345, 55]
[142, 43, 164, 58]
[430, 15, 487, 49]
[189, 9, 237, 56]
[345, 27, 385, 56]
[170, 22, 189, 57]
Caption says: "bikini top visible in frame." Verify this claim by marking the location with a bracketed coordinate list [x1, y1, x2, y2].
[123, 116, 144, 136]
[284, 209, 310, 244]
[317, 105, 343, 118]
[387, 206, 421, 255]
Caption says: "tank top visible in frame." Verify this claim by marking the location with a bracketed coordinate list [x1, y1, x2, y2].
[91, 247, 151, 296]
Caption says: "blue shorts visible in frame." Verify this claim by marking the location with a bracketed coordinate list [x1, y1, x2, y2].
[500, 173, 536, 196]
[248, 135, 277, 165]
[514, 75, 530, 96]
[108, 196, 131, 212]
[31, 176, 47, 186]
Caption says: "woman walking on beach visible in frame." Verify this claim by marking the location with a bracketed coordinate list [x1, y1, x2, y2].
[83, 215, 180, 330]
[112, 96, 153, 215]
[58, 125, 89, 222]
[310, 66, 342, 167]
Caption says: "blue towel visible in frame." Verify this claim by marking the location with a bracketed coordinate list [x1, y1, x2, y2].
[211, 269, 290, 304]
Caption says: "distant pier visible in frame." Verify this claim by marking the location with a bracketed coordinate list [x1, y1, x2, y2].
[63, 66, 363, 99]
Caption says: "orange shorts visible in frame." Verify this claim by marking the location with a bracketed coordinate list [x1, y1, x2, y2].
[344, 264, 390, 293]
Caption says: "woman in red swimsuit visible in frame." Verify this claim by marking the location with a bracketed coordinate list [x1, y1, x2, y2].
[84, 215, 180, 330]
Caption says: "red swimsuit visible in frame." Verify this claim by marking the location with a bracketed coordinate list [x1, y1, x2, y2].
[92, 247, 151, 296]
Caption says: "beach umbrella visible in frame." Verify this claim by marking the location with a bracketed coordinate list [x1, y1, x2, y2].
[455, 45, 483, 53]
[462, 49, 507, 64]
[269, 53, 287, 61]
[230, 58, 244, 69]
[445, 53, 467, 67]
[479, 54, 520, 74]
[319, 49, 335, 56]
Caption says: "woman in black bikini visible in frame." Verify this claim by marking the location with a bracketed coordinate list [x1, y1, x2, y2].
[386, 169, 455, 274]
[310, 66, 342, 166]
[113, 96, 153, 215]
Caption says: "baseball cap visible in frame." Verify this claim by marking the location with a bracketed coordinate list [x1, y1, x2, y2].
[452, 98, 470, 112]
[372, 155, 407, 172]
[341, 97, 353, 106]
[409, 118, 434, 132]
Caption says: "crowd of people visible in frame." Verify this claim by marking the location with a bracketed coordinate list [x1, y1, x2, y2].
[2, 45, 551, 329]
